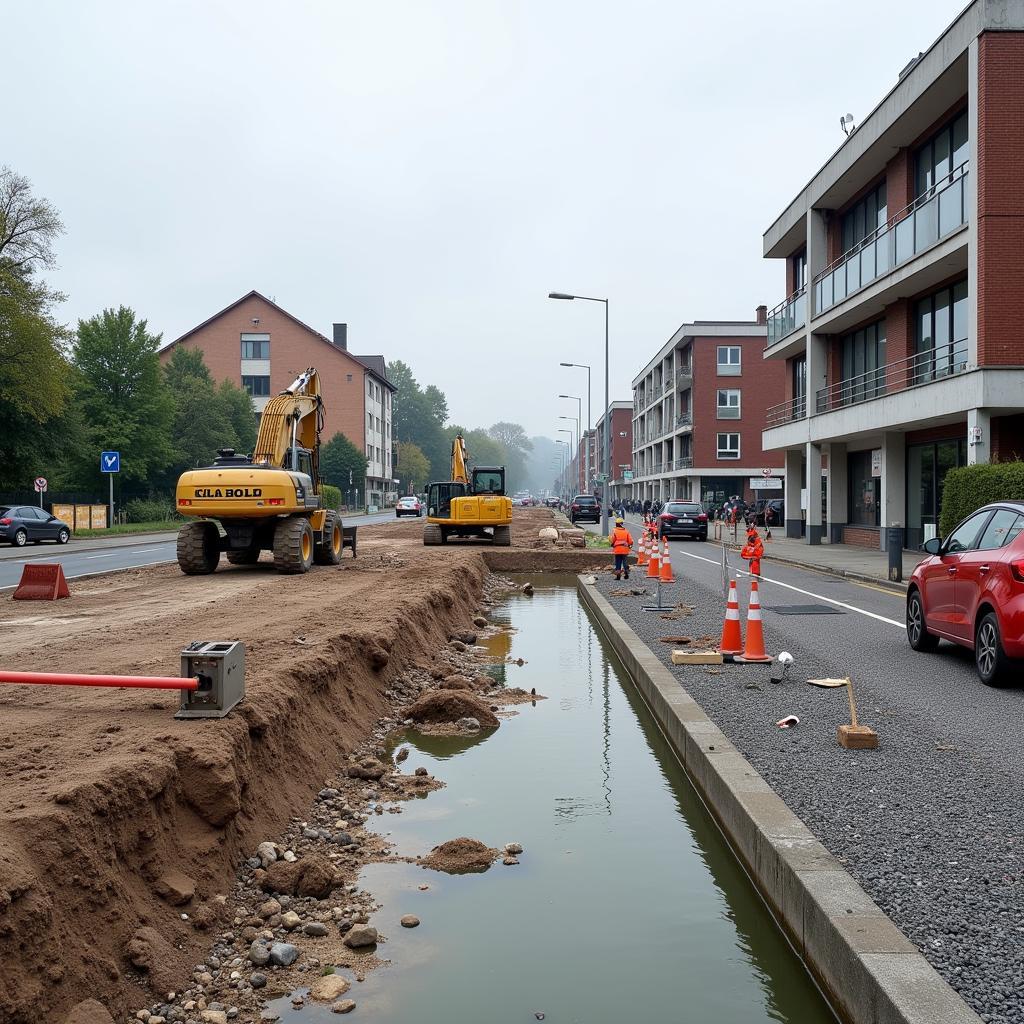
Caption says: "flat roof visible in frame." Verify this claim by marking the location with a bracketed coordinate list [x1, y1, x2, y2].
[631, 320, 766, 387]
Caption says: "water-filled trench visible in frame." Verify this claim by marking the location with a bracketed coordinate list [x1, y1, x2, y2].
[271, 575, 836, 1023]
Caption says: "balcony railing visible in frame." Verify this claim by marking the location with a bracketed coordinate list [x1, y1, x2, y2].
[814, 342, 968, 414]
[765, 396, 807, 428]
[814, 163, 969, 316]
[676, 363, 693, 386]
[675, 412, 693, 429]
[674, 456, 693, 470]
[766, 286, 807, 347]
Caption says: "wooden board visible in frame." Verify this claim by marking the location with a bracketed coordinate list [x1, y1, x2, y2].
[837, 724, 878, 749]
[671, 650, 724, 665]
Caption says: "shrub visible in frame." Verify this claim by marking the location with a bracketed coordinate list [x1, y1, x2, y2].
[125, 496, 179, 523]
[939, 461, 1024, 537]
[321, 484, 341, 511]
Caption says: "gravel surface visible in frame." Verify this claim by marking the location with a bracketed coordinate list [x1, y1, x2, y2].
[590, 561, 1024, 1024]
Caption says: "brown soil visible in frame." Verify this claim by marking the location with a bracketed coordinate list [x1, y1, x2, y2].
[0, 522, 488, 1023]
[405, 689, 500, 728]
[420, 837, 499, 874]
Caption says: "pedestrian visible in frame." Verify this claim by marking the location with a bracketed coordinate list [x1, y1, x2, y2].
[741, 525, 765, 577]
[764, 503, 775, 541]
[611, 516, 634, 581]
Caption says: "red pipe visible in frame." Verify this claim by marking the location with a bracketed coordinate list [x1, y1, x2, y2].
[0, 671, 199, 691]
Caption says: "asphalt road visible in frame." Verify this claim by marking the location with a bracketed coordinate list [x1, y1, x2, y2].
[0, 510, 400, 590]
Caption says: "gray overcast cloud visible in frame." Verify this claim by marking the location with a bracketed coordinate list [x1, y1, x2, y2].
[5, 0, 962, 438]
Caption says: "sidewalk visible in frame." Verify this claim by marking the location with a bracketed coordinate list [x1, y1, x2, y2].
[711, 527, 921, 591]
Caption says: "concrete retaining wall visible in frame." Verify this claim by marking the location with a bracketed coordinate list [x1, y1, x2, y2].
[577, 579, 981, 1024]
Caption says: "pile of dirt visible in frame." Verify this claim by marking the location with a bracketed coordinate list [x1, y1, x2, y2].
[406, 689, 499, 728]
[421, 837, 499, 874]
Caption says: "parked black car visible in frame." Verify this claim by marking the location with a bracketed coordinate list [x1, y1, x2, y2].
[657, 501, 708, 540]
[0, 506, 72, 546]
[569, 494, 600, 524]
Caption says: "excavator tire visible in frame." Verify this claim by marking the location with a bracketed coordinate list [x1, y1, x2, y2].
[273, 517, 314, 574]
[226, 548, 261, 565]
[177, 521, 220, 575]
[314, 512, 343, 565]
[423, 523, 443, 546]
[493, 525, 511, 547]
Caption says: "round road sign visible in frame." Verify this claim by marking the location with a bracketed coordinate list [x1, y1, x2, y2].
[762, 468, 772, 478]
[33, 477, 47, 492]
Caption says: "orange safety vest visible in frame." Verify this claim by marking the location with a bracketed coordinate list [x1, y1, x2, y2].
[611, 527, 633, 555]
[741, 537, 764, 561]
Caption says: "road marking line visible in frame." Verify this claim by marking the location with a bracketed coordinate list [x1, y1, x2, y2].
[670, 546, 905, 629]
[85, 552, 119, 559]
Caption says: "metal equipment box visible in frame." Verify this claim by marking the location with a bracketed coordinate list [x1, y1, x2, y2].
[176, 641, 245, 719]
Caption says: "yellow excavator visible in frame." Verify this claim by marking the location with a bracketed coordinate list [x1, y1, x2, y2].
[423, 433, 512, 546]
[174, 367, 343, 574]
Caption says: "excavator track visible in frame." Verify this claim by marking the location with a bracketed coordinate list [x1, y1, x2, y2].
[423, 523, 444, 546]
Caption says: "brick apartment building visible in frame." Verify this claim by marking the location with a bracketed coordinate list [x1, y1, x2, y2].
[160, 291, 397, 507]
[761, 0, 1024, 549]
[631, 312, 785, 509]
[596, 402, 634, 502]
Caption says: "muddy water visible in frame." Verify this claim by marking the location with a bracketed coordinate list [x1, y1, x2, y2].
[271, 576, 835, 1023]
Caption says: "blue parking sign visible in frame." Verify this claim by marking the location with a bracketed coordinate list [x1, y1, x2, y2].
[100, 451, 120, 473]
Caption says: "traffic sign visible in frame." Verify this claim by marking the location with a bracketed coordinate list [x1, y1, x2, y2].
[762, 467, 772, 478]
[33, 477, 47, 493]
[101, 451, 120, 473]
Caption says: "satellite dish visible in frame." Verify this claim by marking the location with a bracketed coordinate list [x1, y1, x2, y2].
[840, 113, 856, 136]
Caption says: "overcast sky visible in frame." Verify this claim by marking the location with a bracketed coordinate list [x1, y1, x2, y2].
[6, 0, 964, 438]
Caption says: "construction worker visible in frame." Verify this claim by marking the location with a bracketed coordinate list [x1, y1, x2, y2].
[611, 516, 634, 581]
[741, 525, 765, 577]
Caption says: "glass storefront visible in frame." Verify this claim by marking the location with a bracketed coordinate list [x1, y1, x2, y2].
[906, 438, 967, 549]
[701, 478, 746, 511]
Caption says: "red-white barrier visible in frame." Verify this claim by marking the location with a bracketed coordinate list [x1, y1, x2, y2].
[0, 671, 199, 691]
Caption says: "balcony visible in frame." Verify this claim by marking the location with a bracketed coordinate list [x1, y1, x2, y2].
[676, 362, 693, 387]
[674, 457, 693, 470]
[815, 342, 968, 414]
[675, 412, 693, 430]
[765, 396, 807, 428]
[813, 164, 968, 317]
[766, 286, 807, 348]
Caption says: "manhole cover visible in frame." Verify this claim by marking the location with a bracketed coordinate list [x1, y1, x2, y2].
[771, 604, 844, 615]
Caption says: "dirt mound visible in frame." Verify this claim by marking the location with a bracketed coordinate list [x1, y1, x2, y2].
[406, 690, 499, 728]
[421, 837, 499, 874]
[258, 853, 340, 898]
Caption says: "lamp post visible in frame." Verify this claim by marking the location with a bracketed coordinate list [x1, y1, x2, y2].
[559, 414, 580, 491]
[557, 427, 575, 496]
[551, 294, 609, 536]
[555, 439, 570, 502]
[559, 394, 583, 487]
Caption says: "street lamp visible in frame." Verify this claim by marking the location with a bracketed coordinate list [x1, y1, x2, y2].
[559, 394, 583, 486]
[555, 438, 570, 501]
[550, 293, 609, 536]
[559, 364, 591, 475]
[559, 414, 580, 490]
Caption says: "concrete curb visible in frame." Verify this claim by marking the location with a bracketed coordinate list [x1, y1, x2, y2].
[576, 577, 981, 1024]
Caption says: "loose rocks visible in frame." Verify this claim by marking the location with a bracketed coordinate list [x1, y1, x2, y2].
[343, 924, 379, 948]
[260, 853, 339, 898]
[269, 942, 300, 967]
[64, 1000, 116, 1024]
[303, 922, 330, 937]
[310, 974, 351, 1002]
[331, 1001, 357, 1015]
[400, 915, 420, 928]
[247, 941, 271, 966]
[421, 837, 499, 874]
[152, 870, 195, 906]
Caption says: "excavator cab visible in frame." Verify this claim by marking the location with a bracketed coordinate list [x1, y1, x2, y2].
[471, 467, 505, 496]
[427, 481, 468, 519]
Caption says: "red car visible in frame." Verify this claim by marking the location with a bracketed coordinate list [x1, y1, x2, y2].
[907, 501, 1024, 686]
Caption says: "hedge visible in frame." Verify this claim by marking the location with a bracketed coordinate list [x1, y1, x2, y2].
[321, 484, 341, 511]
[939, 461, 1024, 537]
[125, 496, 180, 524]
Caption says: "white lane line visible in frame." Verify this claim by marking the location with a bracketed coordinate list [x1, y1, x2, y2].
[0, 558, 176, 591]
[668, 545, 905, 629]
[85, 552, 120, 559]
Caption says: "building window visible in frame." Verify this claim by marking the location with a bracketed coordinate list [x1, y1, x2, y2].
[717, 346, 741, 376]
[346, 373, 353, 382]
[240, 334, 270, 360]
[717, 433, 740, 459]
[914, 280, 967, 384]
[916, 110, 968, 199]
[839, 320, 887, 406]
[241, 375, 270, 397]
[716, 389, 741, 419]
[367, 412, 373, 430]
[906, 438, 967, 549]
[841, 182, 887, 256]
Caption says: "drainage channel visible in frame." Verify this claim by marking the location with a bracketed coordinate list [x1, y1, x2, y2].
[270, 574, 836, 1023]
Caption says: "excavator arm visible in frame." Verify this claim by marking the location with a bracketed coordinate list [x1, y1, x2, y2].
[451, 434, 470, 485]
[252, 368, 324, 489]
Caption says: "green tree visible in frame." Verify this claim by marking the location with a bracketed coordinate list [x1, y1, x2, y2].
[71, 307, 174, 484]
[321, 431, 368, 500]
[387, 359, 450, 481]
[487, 421, 533, 493]
[217, 378, 258, 455]
[395, 441, 430, 493]
[0, 169, 79, 489]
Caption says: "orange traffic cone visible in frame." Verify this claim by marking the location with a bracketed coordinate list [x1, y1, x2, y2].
[719, 579, 743, 655]
[659, 537, 675, 582]
[636, 532, 649, 567]
[735, 579, 773, 663]
[646, 534, 661, 578]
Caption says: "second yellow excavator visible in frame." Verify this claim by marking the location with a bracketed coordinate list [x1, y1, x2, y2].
[423, 434, 512, 546]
